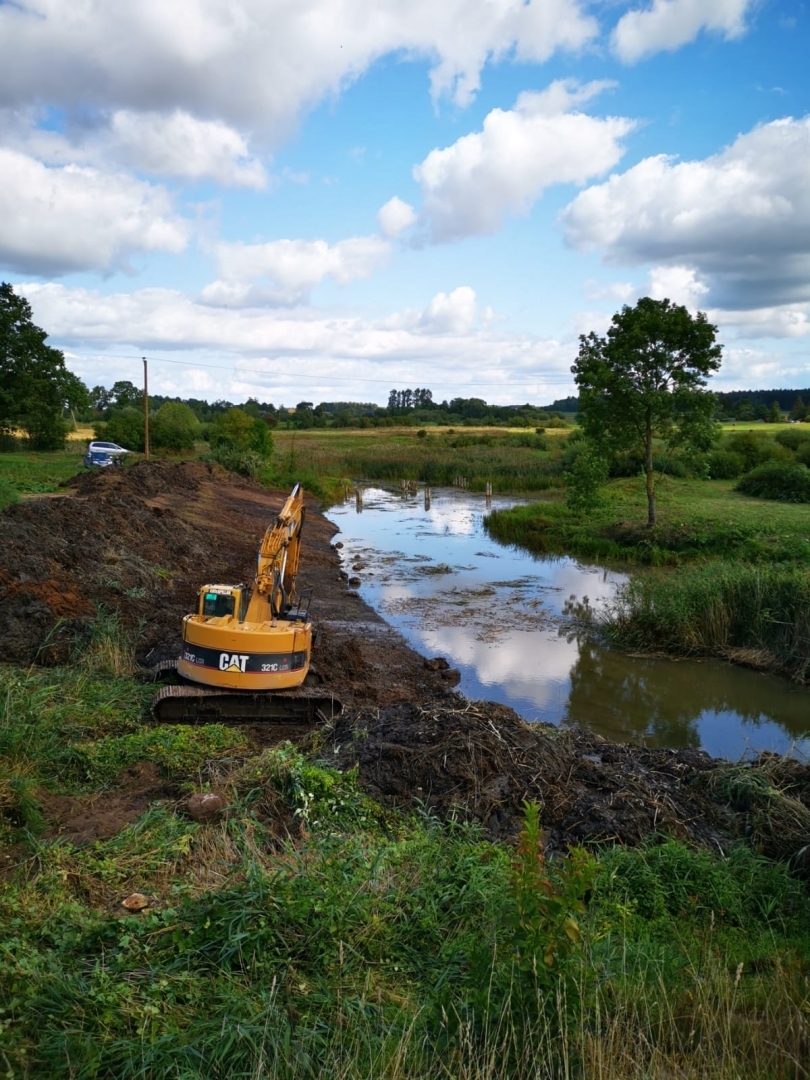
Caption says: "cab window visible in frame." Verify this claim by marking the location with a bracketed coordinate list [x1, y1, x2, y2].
[202, 592, 235, 618]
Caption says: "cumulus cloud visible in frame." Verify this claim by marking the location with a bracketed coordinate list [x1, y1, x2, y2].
[561, 117, 810, 312]
[378, 196, 417, 239]
[411, 80, 635, 242]
[0, 149, 189, 275]
[0, 1, 597, 138]
[1, 107, 267, 188]
[419, 286, 478, 333]
[611, 0, 753, 64]
[203, 235, 392, 306]
[18, 282, 577, 404]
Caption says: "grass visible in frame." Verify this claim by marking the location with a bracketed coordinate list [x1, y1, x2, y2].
[0, 445, 91, 494]
[485, 476, 810, 566]
[270, 426, 568, 497]
[600, 562, 810, 681]
[1, 637, 809, 1077]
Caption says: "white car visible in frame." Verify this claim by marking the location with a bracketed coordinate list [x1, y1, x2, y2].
[88, 441, 130, 456]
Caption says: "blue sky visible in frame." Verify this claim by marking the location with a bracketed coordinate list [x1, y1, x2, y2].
[0, 0, 808, 405]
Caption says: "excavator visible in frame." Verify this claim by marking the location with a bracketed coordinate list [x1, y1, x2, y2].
[152, 484, 340, 725]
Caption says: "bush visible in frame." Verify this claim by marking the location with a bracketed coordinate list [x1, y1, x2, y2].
[565, 442, 609, 513]
[736, 461, 810, 503]
[96, 408, 145, 452]
[210, 408, 273, 456]
[22, 406, 68, 450]
[706, 449, 745, 479]
[150, 401, 200, 451]
[726, 431, 791, 471]
[774, 427, 810, 452]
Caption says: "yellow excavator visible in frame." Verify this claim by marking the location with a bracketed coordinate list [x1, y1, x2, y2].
[152, 484, 339, 725]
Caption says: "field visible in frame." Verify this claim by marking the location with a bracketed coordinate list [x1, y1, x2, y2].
[2, 433, 810, 1077]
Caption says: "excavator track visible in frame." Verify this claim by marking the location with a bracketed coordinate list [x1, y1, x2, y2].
[150, 664, 341, 726]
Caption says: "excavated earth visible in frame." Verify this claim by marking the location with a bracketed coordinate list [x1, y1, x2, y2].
[2, 460, 808, 854]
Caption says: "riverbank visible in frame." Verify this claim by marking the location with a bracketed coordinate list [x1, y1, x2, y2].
[485, 477, 810, 683]
[2, 462, 809, 1077]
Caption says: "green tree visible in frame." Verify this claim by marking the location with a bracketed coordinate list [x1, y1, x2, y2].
[790, 396, 807, 422]
[0, 282, 88, 449]
[210, 407, 273, 456]
[150, 401, 200, 451]
[573, 297, 721, 526]
[95, 408, 145, 452]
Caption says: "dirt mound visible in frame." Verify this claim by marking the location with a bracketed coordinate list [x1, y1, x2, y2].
[38, 763, 175, 845]
[329, 701, 731, 849]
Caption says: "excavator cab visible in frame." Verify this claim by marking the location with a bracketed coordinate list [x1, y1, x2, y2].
[198, 585, 249, 622]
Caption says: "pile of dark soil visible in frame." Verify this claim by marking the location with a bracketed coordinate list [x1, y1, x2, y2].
[328, 701, 735, 850]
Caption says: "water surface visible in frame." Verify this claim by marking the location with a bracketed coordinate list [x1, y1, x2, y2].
[328, 486, 810, 760]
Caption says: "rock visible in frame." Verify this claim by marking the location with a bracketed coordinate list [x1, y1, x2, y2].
[348, 576, 361, 587]
[121, 892, 150, 912]
[186, 791, 227, 824]
[424, 657, 450, 671]
[334, 541, 344, 549]
[440, 668, 461, 685]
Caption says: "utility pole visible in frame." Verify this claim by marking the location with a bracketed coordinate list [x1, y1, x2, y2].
[143, 357, 150, 460]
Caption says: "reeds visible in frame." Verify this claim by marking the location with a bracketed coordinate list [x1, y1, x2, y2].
[602, 563, 810, 682]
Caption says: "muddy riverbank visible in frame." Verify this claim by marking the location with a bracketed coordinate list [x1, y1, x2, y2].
[2, 461, 809, 856]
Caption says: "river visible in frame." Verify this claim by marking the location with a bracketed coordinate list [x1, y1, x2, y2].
[327, 485, 810, 760]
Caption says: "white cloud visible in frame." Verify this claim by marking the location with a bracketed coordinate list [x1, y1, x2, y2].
[378, 196, 417, 239]
[18, 282, 577, 403]
[647, 265, 709, 308]
[109, 111, 267, 187]
[203, 235, 392, 306]
[561, 117, 810, 313]
[419, 286, 478, 333]
[411, 80, 635, 242]
[1, 107, 267, 188]
[612, 0, 753, 64]
[0, 1, 598, 137]
[0, 149, 189, 275]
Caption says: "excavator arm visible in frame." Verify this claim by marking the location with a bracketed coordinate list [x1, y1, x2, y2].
[253, 482, 305, 617]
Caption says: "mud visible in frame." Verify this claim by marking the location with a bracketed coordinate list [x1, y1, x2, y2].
[2, 461, 808, 856]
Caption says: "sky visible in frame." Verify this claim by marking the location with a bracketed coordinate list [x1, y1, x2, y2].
[0, 0, 808, 407]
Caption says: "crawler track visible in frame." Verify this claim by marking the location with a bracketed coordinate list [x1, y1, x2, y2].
[152, 683, 342, 726]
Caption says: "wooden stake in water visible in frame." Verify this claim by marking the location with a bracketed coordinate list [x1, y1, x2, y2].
[424, 486, 431, 511]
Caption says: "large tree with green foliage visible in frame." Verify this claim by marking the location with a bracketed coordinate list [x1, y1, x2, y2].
[0, 282, 88, 449]
[573, 297, 722, 526]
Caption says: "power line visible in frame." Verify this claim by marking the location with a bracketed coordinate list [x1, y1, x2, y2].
[68, 349, 576, 389]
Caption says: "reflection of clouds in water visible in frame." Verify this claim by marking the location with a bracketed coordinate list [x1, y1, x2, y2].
[420, 626, 577, 715]
[547, 562, 626, 608]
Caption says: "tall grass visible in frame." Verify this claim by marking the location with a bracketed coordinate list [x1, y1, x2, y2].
[601, 563, 810, 681]
[270, 429, 567, 495]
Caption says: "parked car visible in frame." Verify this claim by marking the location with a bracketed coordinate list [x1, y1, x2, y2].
[84, 449, 123, 468]
[87, 441, 130, 456]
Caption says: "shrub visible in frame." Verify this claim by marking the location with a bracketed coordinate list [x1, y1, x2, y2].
[706, 449, 745, 479]
[210, 408, 274, 456]
[775, 427, 810, 452]
[565, 441, 609, 513]
[96, 408, 145, 452]
[150, 401, 200, 451]
[736, 461, 810, 503]
[726, 431, 791, 471]
[22, 406, 69, 450]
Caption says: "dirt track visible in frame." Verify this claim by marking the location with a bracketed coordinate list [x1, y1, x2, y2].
[3, 461, 809, 853]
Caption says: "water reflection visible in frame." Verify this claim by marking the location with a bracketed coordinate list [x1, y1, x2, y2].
[329, 486, 810, 759]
